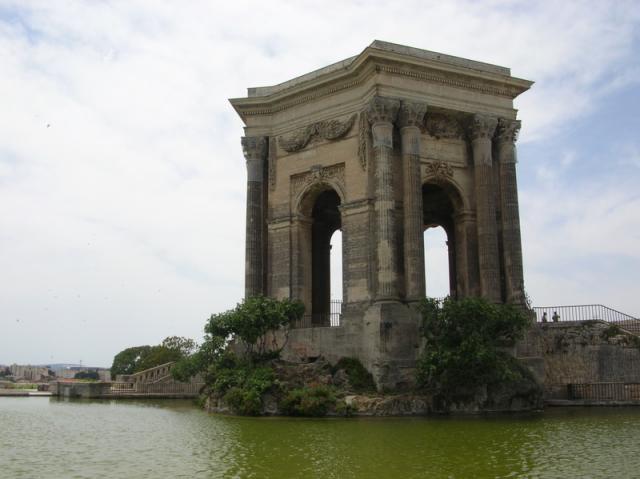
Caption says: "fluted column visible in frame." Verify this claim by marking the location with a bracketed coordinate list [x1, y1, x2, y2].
[241, 136, 267, 298]
[496, 118, 525, 304]
[398, 101, 427, 301]
[366, 97, 400, 301]
[470, 114, 500, 302]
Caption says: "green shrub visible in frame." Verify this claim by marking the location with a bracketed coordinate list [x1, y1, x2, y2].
[280, 385, 336, 417]
[601, 324, 622, 340]
[332, 357, 376, 392]
[416, 297, 530, 399]
[223, 387, 263, 416]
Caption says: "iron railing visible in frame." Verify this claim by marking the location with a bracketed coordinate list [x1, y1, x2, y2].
[533, 304, 640, 333]
[568, 383, 640, 401]
[291, 300, 342, 329]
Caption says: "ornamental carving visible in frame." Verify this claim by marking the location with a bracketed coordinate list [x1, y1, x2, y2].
[423, 161, 454, 182]
[424, 112, 463, 139]
[357, 112, 370, 170]
[398, 101, 427, 128]
[468, 114, 498, 141]
[241, 136, 267, 160]
[268, 137, 277, 191]
[278, 114, 356, 153]
[290, 164, 345, 201]
[495, 118, 521, 144]
[366, 96, 400, 124]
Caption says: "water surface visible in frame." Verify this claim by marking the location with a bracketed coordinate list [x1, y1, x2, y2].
[1, 397, 639, 478]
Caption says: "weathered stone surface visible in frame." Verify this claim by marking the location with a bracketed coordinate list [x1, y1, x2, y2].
[230, 41, 532, 390]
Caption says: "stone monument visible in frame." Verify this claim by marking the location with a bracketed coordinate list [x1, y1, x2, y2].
[230, 41, 532, 389]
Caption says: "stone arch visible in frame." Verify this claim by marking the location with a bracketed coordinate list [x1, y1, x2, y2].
[422, 180, 465, 299]
[294, 182, 343, 325]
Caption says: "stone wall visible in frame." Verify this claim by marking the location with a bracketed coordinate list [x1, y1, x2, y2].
[520, 322, 640, 399]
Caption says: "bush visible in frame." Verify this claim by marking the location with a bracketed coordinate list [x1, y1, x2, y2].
[223, 387, 263, 416]
[416, 297, 530, 399]
[332, 357, 376, 392]
[280, 385, 336, 417]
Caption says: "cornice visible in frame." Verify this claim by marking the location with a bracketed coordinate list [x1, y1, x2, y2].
[229, 46, 533, 123]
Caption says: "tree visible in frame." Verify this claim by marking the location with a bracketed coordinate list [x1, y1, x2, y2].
[416, 297, 530, 398]
[110, 345, 151, 377]
[171, 296, 304, 382]
[161, 336, 197, 356]
[74, 370, 99, 380]
[110, 336, 198, 377]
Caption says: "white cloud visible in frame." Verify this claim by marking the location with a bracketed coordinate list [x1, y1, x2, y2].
[0, 0, 639, 364]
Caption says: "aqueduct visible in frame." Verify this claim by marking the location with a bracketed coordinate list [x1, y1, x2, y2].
[230, 41, 532, 388]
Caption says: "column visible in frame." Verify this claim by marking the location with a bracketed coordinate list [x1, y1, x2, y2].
[496, 118, 525, 304]
[398, 101, 427, 301]
[469, 114, 500, 302]
[366, 96, 401, 301]
[241, 136, 267, 298]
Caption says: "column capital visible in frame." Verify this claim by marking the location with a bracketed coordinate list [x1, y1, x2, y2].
[241, 136, 267, 161]
[495, 118, 521, 144]
[366, 96, 400, 125]
[398, 101, 427, 129]
[469, 114, 498, 141]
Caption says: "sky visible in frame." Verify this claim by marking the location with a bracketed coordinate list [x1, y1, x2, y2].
[1, 0, 639, 367]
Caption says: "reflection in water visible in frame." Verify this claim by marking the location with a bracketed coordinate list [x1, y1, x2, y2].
[1, 398, 639, 478]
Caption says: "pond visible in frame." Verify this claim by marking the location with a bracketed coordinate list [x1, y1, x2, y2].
[1, 397, 639, 478]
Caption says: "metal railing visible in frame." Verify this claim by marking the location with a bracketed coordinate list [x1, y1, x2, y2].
[533, 304, 640, 334]
[291, 300, 342, 329]
[568, 383, 640, 401]
[109, 381, 204, 396]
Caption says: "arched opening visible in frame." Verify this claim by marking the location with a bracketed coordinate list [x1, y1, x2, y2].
[330, 230, 343, 300]
[423, 183, 458, 299]
[423, 226, 450, 299]
[310, 189, 341, 325]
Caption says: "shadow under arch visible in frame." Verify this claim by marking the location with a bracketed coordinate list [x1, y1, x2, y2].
[422, 180, 465, 299]
[295, 182, 343, 325]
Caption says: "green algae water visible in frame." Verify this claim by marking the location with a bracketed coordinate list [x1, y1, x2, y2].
[2, 398, 640, 478]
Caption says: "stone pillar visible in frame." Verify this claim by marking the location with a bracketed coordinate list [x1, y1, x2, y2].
[469, 114, 500, 302]
[366, 97, 401, 301]
[241, 136, 267, 298]
[496, 118, 525, 304]
[398, 101, 427, 301]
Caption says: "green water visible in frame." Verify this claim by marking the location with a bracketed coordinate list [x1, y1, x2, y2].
[1, 398, 639, 478]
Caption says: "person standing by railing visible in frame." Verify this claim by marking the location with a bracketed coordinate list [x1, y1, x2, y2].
[552, 311, 560, 322]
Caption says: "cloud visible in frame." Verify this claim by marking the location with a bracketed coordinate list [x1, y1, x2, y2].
[0, 0, 639, 365]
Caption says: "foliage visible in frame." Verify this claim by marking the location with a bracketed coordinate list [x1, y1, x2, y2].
[110, 346, 151, 377]
[332, 357, 376, 392]
[171, 296, 304, 382]
[0, 367, 10, 377]
[74, 371, 99, 380]
[111, 336, 198, 377]
[201, 353, 277, 416]
[280, 385, 337, 417]
[135, 345, 183, 372]
[206, 296, 305, 356]
[161, 336, 197, 356]
[601, 324, 622, 340]
[416, 297, 530, 398]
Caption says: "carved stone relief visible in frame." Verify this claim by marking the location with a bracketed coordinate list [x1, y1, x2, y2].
[423, 160, 454, 182]
[423, 112, 463, 139]
[357, 112, 370, 170]
[268, 137, 277, 191]
[278, 114, 356, 153]
[290, 164, 346, 203]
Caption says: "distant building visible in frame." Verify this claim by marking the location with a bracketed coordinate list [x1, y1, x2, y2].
[10, 364, 49, 381]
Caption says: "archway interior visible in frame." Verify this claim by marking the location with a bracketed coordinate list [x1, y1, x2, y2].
[330, 230, 343, 301]
[422, 183, 457, 299]
[311, 189, 341, 325]
[423, 227, 450, 299]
